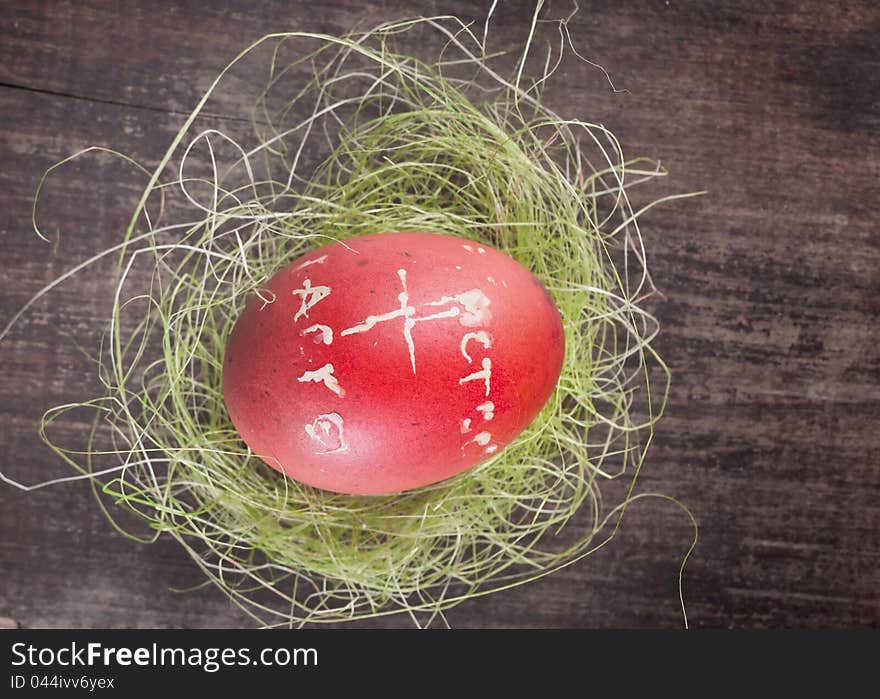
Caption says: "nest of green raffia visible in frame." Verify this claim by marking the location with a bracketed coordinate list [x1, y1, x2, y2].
[10, 15, 698, 626]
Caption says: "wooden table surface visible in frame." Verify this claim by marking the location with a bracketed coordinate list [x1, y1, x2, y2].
[1, 0, 878, 629]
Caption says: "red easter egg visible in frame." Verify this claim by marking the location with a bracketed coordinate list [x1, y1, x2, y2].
[222, 231, 564, 495]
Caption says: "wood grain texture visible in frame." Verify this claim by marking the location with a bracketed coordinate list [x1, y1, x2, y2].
[1, 0, 877, 629]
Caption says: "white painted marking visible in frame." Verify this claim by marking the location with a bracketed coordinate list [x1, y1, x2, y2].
[462, 244, 475, 253]
[487, 276, 496, 285]
[301, 323, 333, 345]
[476, 401, 495, 421]
[340, 269, 418, 372]
[296, 254, 328, 270]
[454, 290, 491, 326]
[455, 265, 462, 270]
[460, 418, 472, 434]
[341, 305, 408, 335]
[340, 270, 489, 373]
[459, 357, 491, 396]
[477, 247, 486, 254]
[485, 444, 499, 454]
[407, 306, 462, 370]
[472, 431, 492, 446]
[415, 308, 460, 323]
[424, 288, 491, 327]
[297, 363, 345, 396]
[305, 412, 348, 454]
[501, 279, 508, 288]
[292, 278, 331, 322]
[460, 331, 492, 363]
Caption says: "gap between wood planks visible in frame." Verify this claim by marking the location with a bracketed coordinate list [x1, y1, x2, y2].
[0, 79, 257, 125]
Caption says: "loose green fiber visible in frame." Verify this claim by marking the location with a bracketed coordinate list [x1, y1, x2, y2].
[4, 14, 700, 627]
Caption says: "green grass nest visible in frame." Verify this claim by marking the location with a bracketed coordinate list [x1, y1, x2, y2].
[4, 14, 698, 627]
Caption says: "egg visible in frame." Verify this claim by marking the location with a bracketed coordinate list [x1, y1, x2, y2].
[222, 231, 565, 495]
